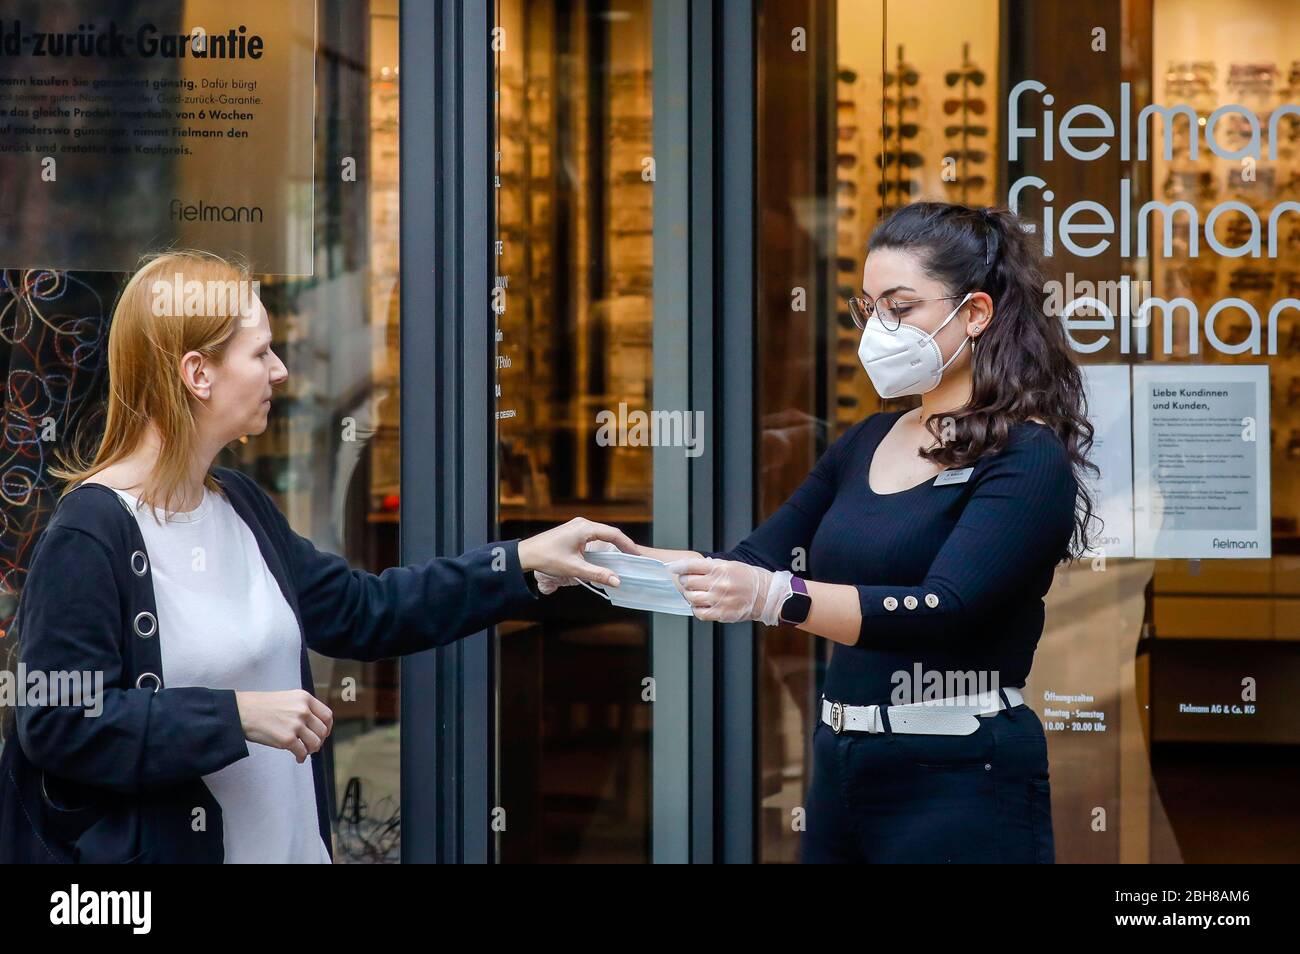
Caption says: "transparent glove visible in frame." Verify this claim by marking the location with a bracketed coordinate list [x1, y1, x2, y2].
[533, 539, 619, 595]
[665, 557, 793, 625]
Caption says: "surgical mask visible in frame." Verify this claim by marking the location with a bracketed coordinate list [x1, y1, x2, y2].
[577, 551, 694, 616]
[857, 292, 974, 398]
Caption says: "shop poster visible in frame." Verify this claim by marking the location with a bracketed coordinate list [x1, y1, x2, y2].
[0, 0, 315, 275]
[1132, 364, 1271, 559]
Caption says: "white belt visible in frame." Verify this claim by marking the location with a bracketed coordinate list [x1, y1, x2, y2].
[820, 687, 1025, 736]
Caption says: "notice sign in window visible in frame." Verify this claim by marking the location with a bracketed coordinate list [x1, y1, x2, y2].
[1132, 365, 1271, 559]
[0, 0, 315, 275]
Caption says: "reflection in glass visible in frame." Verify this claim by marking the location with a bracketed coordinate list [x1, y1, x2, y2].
[245, 0, 404, 864]
[493, 0, 654, 863]
[0, 0, 405, 863]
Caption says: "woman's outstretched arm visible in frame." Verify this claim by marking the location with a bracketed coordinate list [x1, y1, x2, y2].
[672, 428, 1076, 648]
[780, 429, 1074, 647]
[222, 468, 636, 659]
[645, 420, 873, 572]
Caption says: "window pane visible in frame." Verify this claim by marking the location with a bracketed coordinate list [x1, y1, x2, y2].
[755, 0, 1300, 864]
[492, 0, 655, 863]
[0, 0, 403, 864]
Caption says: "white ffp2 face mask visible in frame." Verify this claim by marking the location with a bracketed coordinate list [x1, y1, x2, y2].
[856, 292, 974, 399]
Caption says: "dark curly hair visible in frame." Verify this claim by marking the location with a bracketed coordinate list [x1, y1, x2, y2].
[867, 201, 1101, 561]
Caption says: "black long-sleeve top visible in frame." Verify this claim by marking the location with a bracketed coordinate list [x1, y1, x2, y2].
[702, 409, 1078, 706]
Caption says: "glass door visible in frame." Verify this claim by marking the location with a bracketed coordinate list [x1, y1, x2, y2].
[491, 0, 656, 863]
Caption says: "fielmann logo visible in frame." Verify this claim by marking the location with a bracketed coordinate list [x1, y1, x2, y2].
[169, 198, 264, 223]
[1212, 537, 1260, 550]
[50, 884, 151, 934]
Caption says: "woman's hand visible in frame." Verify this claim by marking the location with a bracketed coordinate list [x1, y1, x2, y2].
[517, 517, 639, 590]
[235, 689, 334, 764]
[666, 557, 792, 625]
[533, 539, 618, 595]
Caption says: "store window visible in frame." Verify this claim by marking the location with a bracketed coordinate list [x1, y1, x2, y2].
[492, 0, 655, 862]
[0, 0, 402, 863]
[755, 0, 1299, 863]
[303, 0, 402, 864]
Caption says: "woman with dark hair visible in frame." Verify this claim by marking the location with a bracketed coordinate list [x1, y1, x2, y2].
[623, 201, 1099, 863]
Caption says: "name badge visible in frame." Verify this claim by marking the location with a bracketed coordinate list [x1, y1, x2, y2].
[933, 466, 974, 486]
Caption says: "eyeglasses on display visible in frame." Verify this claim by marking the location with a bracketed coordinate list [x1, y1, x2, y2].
[945, 69, 986, 86]
[876, 150, 924, 168]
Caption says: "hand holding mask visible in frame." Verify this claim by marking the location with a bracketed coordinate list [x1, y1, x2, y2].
[664, 557, 793, 625]
[533, 540, 620, 594]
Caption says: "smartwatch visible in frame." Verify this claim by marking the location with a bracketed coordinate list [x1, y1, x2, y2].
[779, 575, 812, 625]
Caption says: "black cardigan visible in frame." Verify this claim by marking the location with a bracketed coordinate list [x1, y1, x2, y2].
[1, 466, 541, 862]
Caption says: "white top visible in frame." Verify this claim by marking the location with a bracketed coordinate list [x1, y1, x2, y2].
[109, 484, 331, 864]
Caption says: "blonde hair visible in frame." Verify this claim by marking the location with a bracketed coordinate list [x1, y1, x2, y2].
[50, 249, 255, 522]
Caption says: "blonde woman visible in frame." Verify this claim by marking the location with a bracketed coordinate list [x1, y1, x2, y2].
[0, 249, 632, 863]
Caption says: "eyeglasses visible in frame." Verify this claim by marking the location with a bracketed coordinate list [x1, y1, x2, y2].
[1228, 268, 1277, 292]
[877, 179, 920, 196]
[883, 123, 920, 139]
[846, 293, 966, 331]
[875, 150, 924, 168]
[945, 69, 986, 86]
[1162, 169, 1218, 201]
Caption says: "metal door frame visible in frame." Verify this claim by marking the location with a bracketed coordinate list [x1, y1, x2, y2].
[399, 0, 760, 864]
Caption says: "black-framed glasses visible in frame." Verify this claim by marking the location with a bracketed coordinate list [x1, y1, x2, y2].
[846, 293, 966, 331]
[945, 68, 986, 86]
[883, 122, 920, 139]
[876, 150, 924, 168]
[943, 174, 989, 189]
[877, 179, 920, 196]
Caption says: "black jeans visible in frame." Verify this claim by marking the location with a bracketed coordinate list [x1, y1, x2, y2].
[801, 701, 1055, 863]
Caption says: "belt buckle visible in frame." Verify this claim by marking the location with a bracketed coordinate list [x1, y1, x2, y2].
[830, 701, 844, 734]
